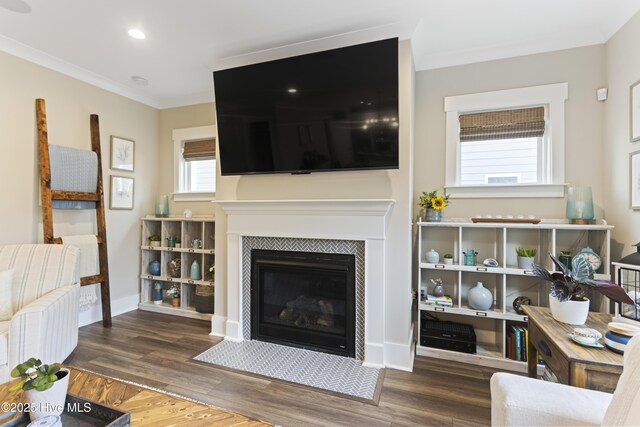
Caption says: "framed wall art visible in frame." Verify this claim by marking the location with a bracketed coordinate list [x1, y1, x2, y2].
[631, 150, 640, 209]
[110, 175, 134, 210]
[631, 81, 640, 142]
[110, 136, 135, 171]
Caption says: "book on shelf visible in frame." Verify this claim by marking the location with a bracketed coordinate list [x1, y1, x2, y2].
[424, 294, 453, 307]
[542, 366, 559, 383]
[507, 324, 529, 362]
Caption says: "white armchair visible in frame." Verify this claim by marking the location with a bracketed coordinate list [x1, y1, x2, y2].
[491, 334, 640, 426]
[0, 244, 80, 382]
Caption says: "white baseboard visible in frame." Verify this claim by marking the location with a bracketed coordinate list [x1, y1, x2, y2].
[78, 293, 139, 327]
[211, 314, 227, 337]
[383, 329, 414, 372]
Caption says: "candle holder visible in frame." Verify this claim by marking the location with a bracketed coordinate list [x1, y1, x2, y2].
[566, 186, 594, 224]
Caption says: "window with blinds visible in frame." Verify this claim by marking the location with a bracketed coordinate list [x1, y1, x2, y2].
[458, 106, 546, 186]
[444, 83, 567, 197]
[182, 138, 216, 193]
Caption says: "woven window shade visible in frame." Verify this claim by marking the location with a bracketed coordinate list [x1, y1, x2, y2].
[459, 107, 545, 142]
[183, 138, 216, 160]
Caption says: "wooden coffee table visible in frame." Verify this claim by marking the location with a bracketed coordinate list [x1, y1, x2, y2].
[0, 366, 270, 426]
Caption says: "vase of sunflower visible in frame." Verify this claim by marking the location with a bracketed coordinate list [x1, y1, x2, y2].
[419, 189, 450, 222]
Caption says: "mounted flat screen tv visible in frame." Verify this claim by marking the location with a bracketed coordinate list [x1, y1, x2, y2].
[213, 38, 399, 176]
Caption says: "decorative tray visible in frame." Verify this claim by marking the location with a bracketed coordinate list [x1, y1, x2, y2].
[0, 394, 130, 427]
[471, 217, 541, 224]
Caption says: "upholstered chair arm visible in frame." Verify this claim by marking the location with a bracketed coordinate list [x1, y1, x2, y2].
[490, 372, 612, 426]
[8, 284, 79, 369]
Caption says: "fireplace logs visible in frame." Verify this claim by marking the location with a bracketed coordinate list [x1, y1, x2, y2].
[279, 296, 335, 329]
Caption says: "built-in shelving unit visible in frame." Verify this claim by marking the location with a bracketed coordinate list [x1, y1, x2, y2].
[139, 216, 215, 320]
[416, 218, 613, 372]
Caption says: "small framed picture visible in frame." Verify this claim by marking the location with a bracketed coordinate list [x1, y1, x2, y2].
[110, 136, 135, 171]
[631, 151, 640, 209]
[110, 175, 134, 210]
[631, 81, 640, 142]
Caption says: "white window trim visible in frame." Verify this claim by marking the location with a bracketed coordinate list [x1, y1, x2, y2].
[444, 83, 568, 198]
[172, 125, 217, 202]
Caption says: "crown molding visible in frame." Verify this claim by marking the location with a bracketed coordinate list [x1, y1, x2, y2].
[0, 34, 163, 108]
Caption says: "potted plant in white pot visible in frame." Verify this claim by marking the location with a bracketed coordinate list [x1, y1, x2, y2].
[532, 254, 634, 324]
[516, 247, 537, 269]
[9, 358, 69, 421]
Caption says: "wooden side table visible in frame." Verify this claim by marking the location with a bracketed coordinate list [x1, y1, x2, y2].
[523, 306, 623, 393]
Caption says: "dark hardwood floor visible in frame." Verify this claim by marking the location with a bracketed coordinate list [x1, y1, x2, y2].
[65, 310, 501, 426]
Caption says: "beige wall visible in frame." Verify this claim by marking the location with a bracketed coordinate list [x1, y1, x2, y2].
[158, 103, 216, 216]
[604, 11, 640, 260]
[0, 50, 159, 324]
[414, 45, 607, 219]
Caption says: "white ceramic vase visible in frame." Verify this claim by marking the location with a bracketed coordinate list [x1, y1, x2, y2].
[548, 294, 589, 325]
[468, 282, 493, 310]
[25, 368, 69, 421]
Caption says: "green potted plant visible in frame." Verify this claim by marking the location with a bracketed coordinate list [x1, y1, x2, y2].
[10, 358, 69, 421]
[443, 253, 454, 265]
[148, 234, 161, 247]
[516, 247, 537, 269]
[533, 254, 633, 324]
[418, 189, 450, 222]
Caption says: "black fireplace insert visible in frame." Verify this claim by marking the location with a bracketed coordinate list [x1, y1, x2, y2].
[251, 249, 356, 357]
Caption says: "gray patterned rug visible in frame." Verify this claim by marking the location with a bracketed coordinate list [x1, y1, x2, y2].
[194, 340, 383, 404]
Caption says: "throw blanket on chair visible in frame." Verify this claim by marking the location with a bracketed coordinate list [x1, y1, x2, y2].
[60, 235, 99, 311]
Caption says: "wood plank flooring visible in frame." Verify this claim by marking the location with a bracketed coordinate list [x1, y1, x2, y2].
[65, 310, 502, 426]
[0, 368, 269, 426]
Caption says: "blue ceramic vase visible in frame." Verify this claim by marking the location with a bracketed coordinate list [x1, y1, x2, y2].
[149, 260, 161, 276]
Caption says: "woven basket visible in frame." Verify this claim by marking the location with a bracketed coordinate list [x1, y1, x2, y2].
[195, 284, 214, 313]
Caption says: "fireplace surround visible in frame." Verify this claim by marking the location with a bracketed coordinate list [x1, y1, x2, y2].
[216, 199, 395, 367]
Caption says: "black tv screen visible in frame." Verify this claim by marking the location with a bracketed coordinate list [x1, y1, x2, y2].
[213, 38, 399, 176]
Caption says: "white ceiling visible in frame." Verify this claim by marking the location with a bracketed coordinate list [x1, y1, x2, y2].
[0, 0, 639, 109]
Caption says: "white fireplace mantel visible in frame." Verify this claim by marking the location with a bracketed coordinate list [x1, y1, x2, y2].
[215, 198, 395, 368]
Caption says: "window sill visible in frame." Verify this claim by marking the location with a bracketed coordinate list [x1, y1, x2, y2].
[172, 192, 216, 202]
[444, 184, 565, 199]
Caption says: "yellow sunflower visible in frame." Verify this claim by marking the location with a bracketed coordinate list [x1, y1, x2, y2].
[431, 196, 447, 210]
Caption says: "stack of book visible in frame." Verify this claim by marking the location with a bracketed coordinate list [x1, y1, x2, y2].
[506, 324, 529, 361]
[423, 294, 453, 307]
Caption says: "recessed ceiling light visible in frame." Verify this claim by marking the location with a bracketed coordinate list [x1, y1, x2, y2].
[128, 29, 146, 40]
[131, 76, 148, 86]
[287, 88, 297, 93]
[0, 0, 31, 13]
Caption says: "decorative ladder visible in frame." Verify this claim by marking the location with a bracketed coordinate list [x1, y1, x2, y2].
[36, 98, 112, 327]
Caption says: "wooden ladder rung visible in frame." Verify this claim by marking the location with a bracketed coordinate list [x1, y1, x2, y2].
[51, 190, 100, 202]
[52, 236, 104, 245]
[81, 275, 104, 286]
